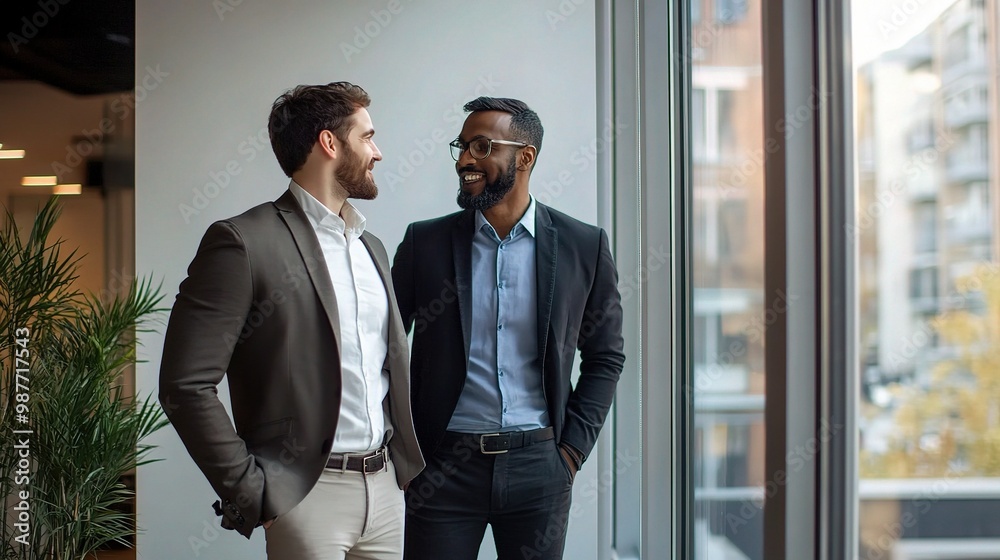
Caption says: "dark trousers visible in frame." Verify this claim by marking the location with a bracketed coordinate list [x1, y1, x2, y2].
[403, 432, 575, 560]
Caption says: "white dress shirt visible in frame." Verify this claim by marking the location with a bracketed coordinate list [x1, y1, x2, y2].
[290, 181, 389, 453]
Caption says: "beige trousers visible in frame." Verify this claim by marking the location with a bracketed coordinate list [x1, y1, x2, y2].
[264, 458, 404, 560]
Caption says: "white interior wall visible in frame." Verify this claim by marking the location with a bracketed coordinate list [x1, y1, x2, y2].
[136, 2, 600, 558]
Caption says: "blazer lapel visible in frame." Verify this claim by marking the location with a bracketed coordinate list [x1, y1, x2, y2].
[535, 204, 557, 366]
[360, 232, 407, 435]
[359, 233, 391, 303]
[452, 211, 475, 367]
[359, 232, 397, 339]
[274, 190, 342, 347]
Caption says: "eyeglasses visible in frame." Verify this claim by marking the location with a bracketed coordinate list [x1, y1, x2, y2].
[449, 136, 531, 161]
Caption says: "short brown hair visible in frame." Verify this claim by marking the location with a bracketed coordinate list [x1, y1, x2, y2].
[268, 82, 371, 177]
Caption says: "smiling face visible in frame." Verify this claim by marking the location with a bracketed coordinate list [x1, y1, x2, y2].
[335, 108, 382, 200]
[455, 111, 522, 211]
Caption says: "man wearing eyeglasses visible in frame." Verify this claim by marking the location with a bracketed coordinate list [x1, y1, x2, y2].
[391, 97, 626, 559]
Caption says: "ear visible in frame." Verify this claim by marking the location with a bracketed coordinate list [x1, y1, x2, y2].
[517, 145, 537, 172]
[317, 130, 338, 159]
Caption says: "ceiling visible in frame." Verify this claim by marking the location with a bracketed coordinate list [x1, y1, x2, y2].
[0, 0, 134, 95]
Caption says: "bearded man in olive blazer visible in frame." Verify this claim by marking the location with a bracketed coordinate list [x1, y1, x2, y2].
[159, 82, 423, 560]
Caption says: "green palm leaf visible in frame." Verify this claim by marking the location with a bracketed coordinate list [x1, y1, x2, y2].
[1, 198, 167, 560]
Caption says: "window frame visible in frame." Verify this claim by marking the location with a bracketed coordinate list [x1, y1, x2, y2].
[761, 0, 857, 558]
[606, 0, 857, 557]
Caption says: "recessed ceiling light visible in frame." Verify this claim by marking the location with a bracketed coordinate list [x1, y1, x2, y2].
[22, 176, 58, 186]
[53, 184, 82, 195]
[0, 150, 26, 159]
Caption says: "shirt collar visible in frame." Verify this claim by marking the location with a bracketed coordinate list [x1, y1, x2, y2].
[474, 195, 536, 239]
[289, 180, 367, 236]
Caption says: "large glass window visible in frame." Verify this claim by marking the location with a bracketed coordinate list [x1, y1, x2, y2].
[691, 0, 764, 557]
[854, 0, 1000, 557]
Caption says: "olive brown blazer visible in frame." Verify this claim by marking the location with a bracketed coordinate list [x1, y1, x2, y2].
[159, 190, 424, 539]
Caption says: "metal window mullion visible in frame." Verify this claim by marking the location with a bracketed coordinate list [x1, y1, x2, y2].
[671, 0, 695, 556]
[610, 0, 644, 556]
[638, 0, 683, 556]
[596, 1, 616, 559]
[817, 0, 857, 559]
[762, 0, 821, 558]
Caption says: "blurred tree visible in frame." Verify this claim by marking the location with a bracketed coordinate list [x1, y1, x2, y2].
[861, 264, 1000, 478]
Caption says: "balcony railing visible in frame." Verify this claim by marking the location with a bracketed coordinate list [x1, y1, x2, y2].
[944, 96, 989, 129]
[942, 55, 988, 85]
[946, 158, 989, 183]
[946, 217, 991, 243]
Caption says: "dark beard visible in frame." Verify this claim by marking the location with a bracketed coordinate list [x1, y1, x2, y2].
[456, 157, 516, 211]
[336, 143, 378, 200]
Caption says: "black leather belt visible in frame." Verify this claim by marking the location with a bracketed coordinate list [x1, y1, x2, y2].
[445, 426, 555, 454]
[325, 447, 387, 473]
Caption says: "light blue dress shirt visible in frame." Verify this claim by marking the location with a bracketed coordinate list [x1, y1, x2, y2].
[447, 196, 551, 432]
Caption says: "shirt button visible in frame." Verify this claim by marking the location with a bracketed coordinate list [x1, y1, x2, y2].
[499, 244, 506, 251]
[498, 282, 504, 290]
[499, 369, 504, 377]
[498, 324, 503, 331]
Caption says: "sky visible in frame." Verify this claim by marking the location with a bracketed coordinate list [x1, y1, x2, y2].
[852, 0, 961, 66]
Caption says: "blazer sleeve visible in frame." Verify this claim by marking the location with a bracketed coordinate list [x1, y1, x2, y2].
[158, 220, 265, 538]
[560, 228, 627, 462]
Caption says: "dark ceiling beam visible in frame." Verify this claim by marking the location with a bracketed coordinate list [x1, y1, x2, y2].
[0, 0, 134, 95]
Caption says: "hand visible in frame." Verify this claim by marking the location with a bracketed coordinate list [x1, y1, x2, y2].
[262, 517, 276, 530]
[558, 444, 578, 480]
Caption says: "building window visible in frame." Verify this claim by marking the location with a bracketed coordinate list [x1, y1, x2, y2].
[715, 0, 748, 24]
[855, 0, 1000, 556]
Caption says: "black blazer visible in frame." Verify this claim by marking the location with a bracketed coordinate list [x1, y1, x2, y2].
[391, 202, 625, 462]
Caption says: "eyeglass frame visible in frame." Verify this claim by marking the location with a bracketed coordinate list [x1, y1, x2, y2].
[449, 135, 534, 161]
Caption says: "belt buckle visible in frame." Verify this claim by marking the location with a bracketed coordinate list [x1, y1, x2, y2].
[363, 448, 385, 473]
[479, 433, 509, 454]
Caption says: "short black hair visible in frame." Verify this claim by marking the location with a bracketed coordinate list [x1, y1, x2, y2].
[268, 82, 371, 177]
[463, 97, 543, 158]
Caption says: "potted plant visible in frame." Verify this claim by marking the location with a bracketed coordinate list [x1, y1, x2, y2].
[1, 198, 167, 559]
